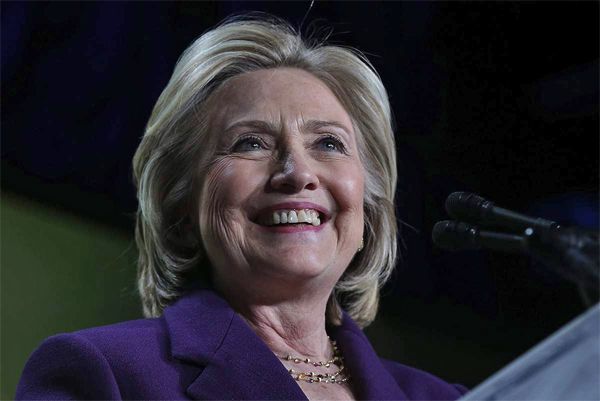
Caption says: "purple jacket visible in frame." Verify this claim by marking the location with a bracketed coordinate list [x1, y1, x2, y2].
[16, 288, 467, 400]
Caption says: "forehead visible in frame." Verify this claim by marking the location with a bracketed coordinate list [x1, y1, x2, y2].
[207, 68, 354, 132]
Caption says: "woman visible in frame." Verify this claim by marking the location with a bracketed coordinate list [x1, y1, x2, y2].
[17, 15, 468, 400]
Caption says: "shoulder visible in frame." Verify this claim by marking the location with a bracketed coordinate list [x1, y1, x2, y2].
[333, 311, 468, 400]
[16, 329, 125, 400]
[73, 317, 166, 357]
[380, 358, 469, 400]
[23, 317, 164, 361]
[49, 317, 170, 372]
[16, 317, 169, 400]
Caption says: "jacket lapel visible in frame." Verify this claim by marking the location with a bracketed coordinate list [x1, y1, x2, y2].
[163, 288, 407, 400]
[330, 313, 408, 400]
[163, 288, 307, 400]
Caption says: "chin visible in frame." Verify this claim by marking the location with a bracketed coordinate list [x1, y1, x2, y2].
[258, 254, 333, 281]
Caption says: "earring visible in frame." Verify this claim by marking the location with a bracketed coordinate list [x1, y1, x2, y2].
[357, 237, 364, 252]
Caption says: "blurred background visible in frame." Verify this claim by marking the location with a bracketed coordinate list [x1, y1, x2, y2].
[1, 1, 598, 398]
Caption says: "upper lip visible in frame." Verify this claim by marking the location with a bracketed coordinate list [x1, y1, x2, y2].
[252, 201, 331, 223]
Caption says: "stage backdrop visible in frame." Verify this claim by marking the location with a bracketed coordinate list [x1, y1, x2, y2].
[2, 2, 598, 398]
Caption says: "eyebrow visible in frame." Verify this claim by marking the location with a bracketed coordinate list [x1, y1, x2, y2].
[224, 119, 353, 138]
[303, 120, 353, 139]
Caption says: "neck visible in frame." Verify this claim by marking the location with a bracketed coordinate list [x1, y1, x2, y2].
[218, 282, 333, 359]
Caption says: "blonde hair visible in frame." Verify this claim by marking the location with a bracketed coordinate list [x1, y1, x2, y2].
[132, 14, 397, 328]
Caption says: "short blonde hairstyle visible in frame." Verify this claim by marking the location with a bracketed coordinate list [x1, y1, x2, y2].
[132, 14, 397, 328]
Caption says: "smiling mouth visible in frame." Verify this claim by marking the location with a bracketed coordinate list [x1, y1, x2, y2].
[255, 209, 325, 227]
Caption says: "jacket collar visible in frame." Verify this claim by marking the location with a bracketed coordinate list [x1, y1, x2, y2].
[330, 314, 408, 400]
[163, 287, 407, 400]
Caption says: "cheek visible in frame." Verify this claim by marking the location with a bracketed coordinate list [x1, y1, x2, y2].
[201, 159, 256, 210]
[324, 163, 365, 266]
[332, 164, 365, 216]
[198, 158, 264, 255]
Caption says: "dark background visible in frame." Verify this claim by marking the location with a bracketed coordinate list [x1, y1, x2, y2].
[2, 0, 598, 391]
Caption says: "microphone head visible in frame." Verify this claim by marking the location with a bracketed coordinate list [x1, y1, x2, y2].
[432, 220, 479, 251]
[445, 192, 494, 224]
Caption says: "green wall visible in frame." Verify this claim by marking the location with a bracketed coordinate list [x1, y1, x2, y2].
[1, 192, 141, 399]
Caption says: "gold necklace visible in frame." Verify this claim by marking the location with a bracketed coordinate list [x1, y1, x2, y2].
[278, 338, 350, 384]
[287, 365, 350, 384]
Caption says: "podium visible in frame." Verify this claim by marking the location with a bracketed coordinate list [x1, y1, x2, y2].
[459, 303, 600, 400]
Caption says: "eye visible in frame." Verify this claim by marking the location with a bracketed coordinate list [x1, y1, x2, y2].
[316, 134, 347, 153]
[232, 135, 266, 152]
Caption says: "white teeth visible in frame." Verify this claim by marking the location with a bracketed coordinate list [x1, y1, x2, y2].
[298, 210, 307, 223]
[311, 210, 319, 226]
[266, 209, 322, 226]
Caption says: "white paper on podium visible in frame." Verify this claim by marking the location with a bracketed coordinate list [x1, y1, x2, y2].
[459, 303, 600, 401]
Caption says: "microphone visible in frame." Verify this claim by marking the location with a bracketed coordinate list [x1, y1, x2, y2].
[432, 220, 527, 253]
[445, 192, 558, 233]
[433, 192, 600, 289]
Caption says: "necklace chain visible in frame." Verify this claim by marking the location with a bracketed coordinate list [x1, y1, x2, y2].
[278, 337, 350, 385]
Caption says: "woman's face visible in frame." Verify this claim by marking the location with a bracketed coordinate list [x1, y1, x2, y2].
[199, 68, 365, 298]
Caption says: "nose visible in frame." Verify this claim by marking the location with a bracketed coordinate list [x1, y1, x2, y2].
[269, 147, 319, 193]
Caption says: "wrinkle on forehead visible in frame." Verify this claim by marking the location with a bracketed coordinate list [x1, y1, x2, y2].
[207, 68, 355, 139]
